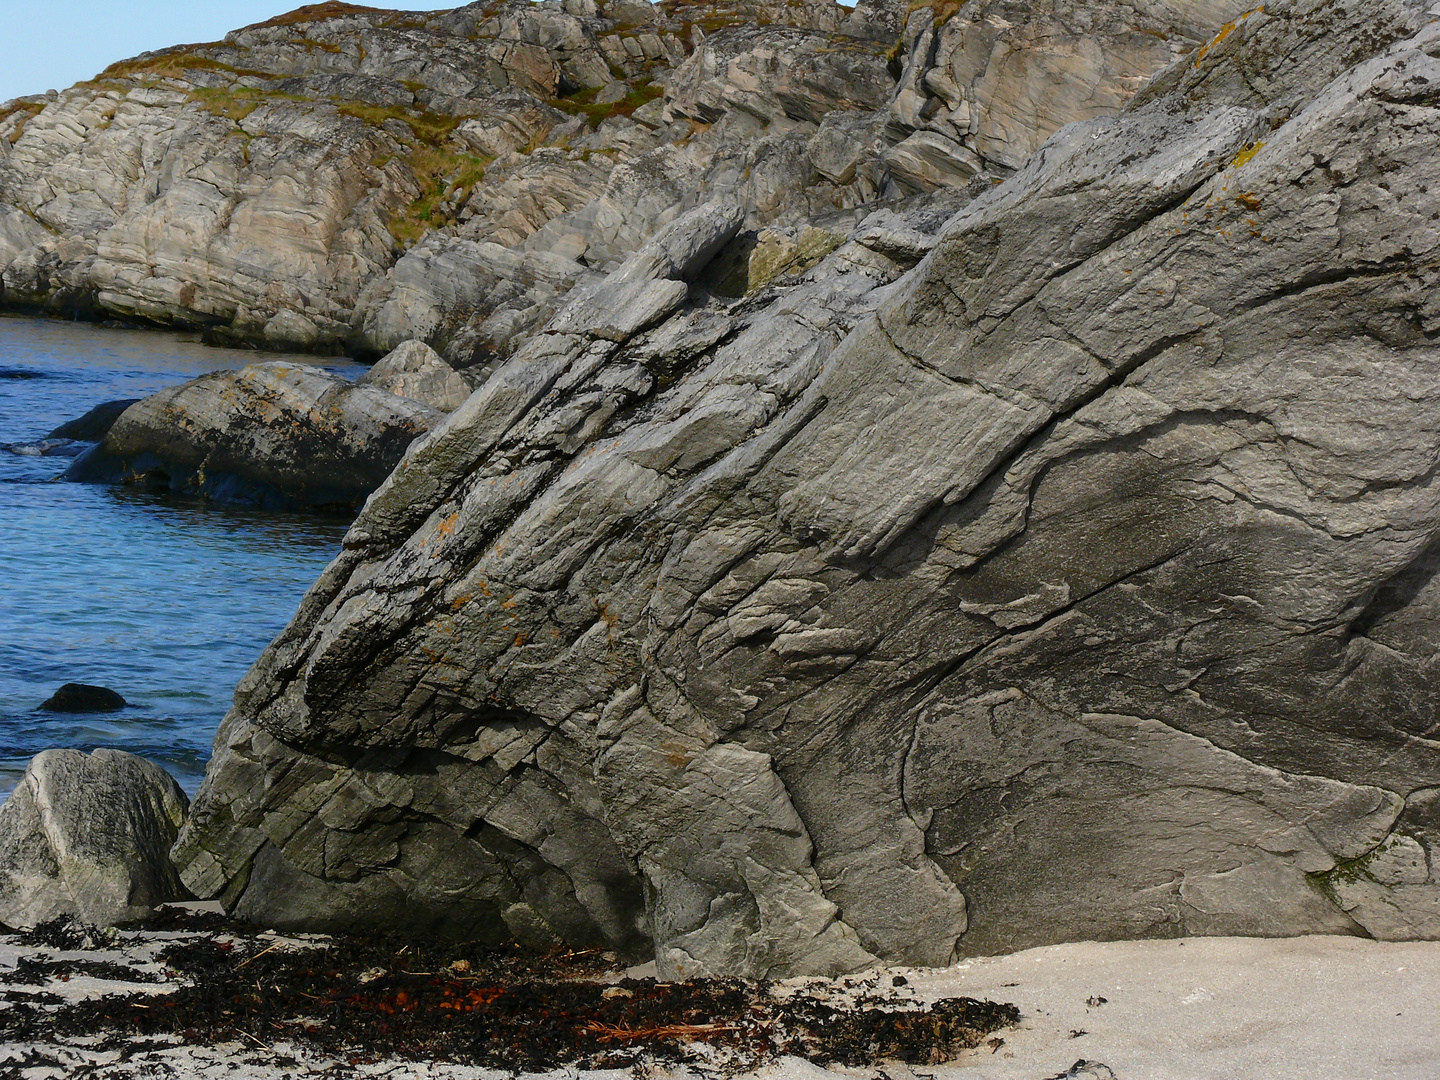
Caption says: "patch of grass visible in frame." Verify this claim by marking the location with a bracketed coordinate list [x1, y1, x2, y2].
[189, 85, 310, 122]
[658, 1, 774, 35]
[549, 80, 663, 129]
[92, 51, 264, 84]
[328, 99, 491, 243]
[907, 0, 965, 27]
[246, 2, 388, 31]
[297, 37, 346, 54]
[336, 100, 467, 144]
[388, 145, 490, 245]
[1, 101, 46, 145]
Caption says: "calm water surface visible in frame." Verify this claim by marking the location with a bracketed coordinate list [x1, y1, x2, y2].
[0, 316, 365, 794]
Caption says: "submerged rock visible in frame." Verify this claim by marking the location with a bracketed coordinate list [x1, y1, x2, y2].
[2, 438, 88, 458]
[356, 340, 474, 412]
[46, 398, 139, 442]
[39, 684, 127, 713]
[171, 1, 1440, 974]
[64, 361, 438, 510]
[0, 748, 189, 929]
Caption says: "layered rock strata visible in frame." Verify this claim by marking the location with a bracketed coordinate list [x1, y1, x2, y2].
[1, 0, 1248, 371]
[174, 0, 1440, 976]
[357, 339, 478, 412]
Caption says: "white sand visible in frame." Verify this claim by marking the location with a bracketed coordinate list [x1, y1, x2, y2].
[889, 935, 1440, 1080]
[3, 934, 1437, 1078]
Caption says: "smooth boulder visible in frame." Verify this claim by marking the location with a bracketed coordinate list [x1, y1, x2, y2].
[65, 361, 439, 510]
[0, 749, 190, 929]
[39, 684, 127, 713]
[357, 341, 475, 413]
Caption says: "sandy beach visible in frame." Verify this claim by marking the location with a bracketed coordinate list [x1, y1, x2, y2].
[3, 919, 1435, 1079]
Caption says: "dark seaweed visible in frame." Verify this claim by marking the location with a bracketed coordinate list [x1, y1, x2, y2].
[12, 917, 97, 951]
[0, 923, 1019, 1071]
[0, 956, 162, 985]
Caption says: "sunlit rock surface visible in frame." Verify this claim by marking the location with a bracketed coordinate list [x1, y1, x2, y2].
[167, 0, 1440, 975]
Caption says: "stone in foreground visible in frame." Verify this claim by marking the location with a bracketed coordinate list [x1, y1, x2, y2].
[64, 361, 438, 510]
[39, 684, 126, 713]
[0, 749, 190, 929]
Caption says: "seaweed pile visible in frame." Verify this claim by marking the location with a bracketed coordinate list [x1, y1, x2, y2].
[0, 916, 1018, 1072]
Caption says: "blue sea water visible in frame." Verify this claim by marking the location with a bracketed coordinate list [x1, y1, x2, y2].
[0, 315, 365, 795]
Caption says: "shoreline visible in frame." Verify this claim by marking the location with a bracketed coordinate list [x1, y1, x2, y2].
[2, 910, 1435, 1079]
[0, 306, 366, 362]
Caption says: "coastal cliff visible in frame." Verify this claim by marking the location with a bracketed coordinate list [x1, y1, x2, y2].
[1, 0, 1241, 366]
[10, 0, 1440, 979]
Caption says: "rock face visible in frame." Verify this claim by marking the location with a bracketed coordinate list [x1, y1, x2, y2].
[65, 361, 438, 509]
[357, 340, 475, 412]
[0, 0, 1244, 372]
[0, 749, 190, 929]
[171, 0, 1440, 976]
[46, 399, 140, 441]
[39, 684, 127, 713]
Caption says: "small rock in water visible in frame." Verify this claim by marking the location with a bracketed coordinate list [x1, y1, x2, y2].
[46, 398, 139, 441]
[0, 748, 190, 929]
[39, 683, 127, 712]
[1, 438, 88, 457]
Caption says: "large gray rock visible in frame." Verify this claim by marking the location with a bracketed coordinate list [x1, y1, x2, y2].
[888, 0, 1256, 171]
[357, 340, 475, 412]
[0, 749, 189, 929]
[172, 2, 1440, 976]
[354, 234, 599, 371]
[65, 361, 438, 509]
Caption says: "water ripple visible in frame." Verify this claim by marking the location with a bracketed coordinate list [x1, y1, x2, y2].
[0, 316, 365, 795]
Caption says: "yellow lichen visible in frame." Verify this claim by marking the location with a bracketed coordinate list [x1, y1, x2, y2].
[1231, 141, 1265, 169]
[1195, 7, 1264, 67]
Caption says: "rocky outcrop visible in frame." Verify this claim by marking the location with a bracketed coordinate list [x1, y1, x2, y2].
[0, 0, 1241, 371]
[357, 340, 476, 411]
[1, 437, 90, 458]
[2, 400, 142, 459]
[0, 749, 189, 929]
[171, 0, 1440, 975]
[65, 361, 437, 509]
[39, 684, 127, 713]
[46, 399, 139, 441]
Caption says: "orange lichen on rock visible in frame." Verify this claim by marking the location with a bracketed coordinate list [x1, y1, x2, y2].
[1195, 7, 1264, 67]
